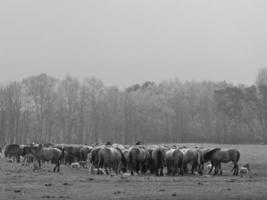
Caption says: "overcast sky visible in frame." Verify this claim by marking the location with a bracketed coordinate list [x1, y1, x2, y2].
[1, 0, 267, 87]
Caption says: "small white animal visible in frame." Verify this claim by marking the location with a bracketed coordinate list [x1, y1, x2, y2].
[239, 167, 249, 174]
[239, 163, 250, 174]
[71, 162, 80, 168]
[239, 163, 250, 175]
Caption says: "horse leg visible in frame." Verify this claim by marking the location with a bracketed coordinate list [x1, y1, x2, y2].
[198, 164, 203, 176]
[179, 165, 184, 176]
[166, 161, 171, 175]
[236, 163, 239, 176]
[191, 163, 195, 174]
[104, 167, 109, 175]
[136, 162, 140, 174]
[131, 168, 134, 176]
[219, 164, 223, 175]
[156, 169, 159, 176]
[160, 166, 164, 176]
[231, 164, 236, 175]
[53, 163, 57, 172]
[117, 162, 121, 174]
[57, 160, 60, 172]
[173, 161, 177, 175]
[209, 164, 214, 174]
[233, 162, 238, 176]
[174, 165, 179, 176]
[209, 161, 215, 174]
[213, 163, 218, 176]
[167, 166, 171, 175]
[155, 166, 159, 176]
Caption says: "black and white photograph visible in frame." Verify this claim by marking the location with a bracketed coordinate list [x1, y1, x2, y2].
[1, 0, 267, 199]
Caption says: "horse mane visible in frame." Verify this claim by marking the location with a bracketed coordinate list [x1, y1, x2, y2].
[204, 148, 221, 160]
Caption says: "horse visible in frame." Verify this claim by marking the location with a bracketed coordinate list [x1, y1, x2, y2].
[128, 146, 150, 175]
[98, 146, 127, 174]
[204, 148, 240, 176]
[22, 145, 36, 165]
[180, 148, 202, 175]
[165, 148, 184, 176]
[3, 144, 23, 163]
[80, 145, 92, 161]
[151, 146, 166, 176]
[195, 147, 210, 171]
[27, 144, 63, 172]
[89, 145, 105, 169]
[63, 145, 82, 164]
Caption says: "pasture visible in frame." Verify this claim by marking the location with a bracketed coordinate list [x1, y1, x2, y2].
[1, 143, 267, 200]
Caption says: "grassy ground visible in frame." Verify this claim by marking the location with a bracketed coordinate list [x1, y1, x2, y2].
[1, 144, 267, 200]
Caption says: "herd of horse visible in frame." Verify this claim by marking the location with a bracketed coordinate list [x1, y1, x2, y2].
[1, 142, 241, 176]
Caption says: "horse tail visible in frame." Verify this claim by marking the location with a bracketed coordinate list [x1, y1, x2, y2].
[116, 148, 127, 173]
[130, 148, 139, 169]
[197, 150, 202, 175]
[197, 151, 201, 166]
[180, 153, 185, 175]
[116, 148, 127, 165]
[236, 150, 240, 163]
[157, 149, 163, 170]
[98, 151, 104, 169]
[129, 150, 133, 165]
[129, 150, 133, 172]
[235, 150, 240, 173]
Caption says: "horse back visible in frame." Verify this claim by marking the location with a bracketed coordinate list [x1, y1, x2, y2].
[4, 144, 22, 157]
[40, 148, 62, 161]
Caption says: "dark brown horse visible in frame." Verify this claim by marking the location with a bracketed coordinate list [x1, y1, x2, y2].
[89, 145, 105, 170]
[63, 145, 83, 164]
[128, 146, 150, 175]
[28, 144, 63, 172]
[98, 146, 127, 174]
[3, 144, 23, 163]
[204, 148, 240, 176]
[180, 148, 203, 175]
[165, 148, 184, 176]
[151, 146, 166, 176]
[80, 145, 92, 161]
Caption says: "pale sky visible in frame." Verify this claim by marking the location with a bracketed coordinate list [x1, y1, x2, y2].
[1, 0, 267, 87]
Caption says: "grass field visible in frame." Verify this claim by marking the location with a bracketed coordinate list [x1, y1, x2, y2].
[1, 143, 267, 200]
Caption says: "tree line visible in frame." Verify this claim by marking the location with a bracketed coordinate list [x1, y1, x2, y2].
[1, 69, 267, 145]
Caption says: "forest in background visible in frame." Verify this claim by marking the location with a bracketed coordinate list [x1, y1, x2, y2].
[1, 69, 267, 145]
